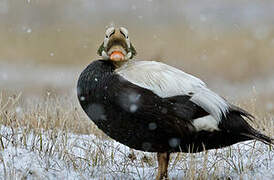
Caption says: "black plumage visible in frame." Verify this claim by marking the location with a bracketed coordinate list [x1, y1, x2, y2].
[78, 26, 274, 180]
[77, 60, 273, 153]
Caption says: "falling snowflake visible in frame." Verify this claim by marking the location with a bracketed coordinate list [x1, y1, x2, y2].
[15, 107, 22, 113]
[129, 104, 138, 113]
[80, 96, 85, 101]
[169, 138, 180, 148]
[88, 103, 106, 121]
[148, 122, 157, 130]
[26, 28, 32, 34]
[142, 142, 151, 151]
[199, 14, 207, 22]
[1, 73, 7, 80]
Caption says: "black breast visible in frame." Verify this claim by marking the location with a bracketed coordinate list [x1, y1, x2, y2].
[77, 60, 273, 154]
[77, 60, 240, 153]
[77, 60, 191, 152]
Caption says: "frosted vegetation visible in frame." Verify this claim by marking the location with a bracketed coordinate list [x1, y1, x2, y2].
[0, 0, 274, 179]
[0, 91, 273, 179]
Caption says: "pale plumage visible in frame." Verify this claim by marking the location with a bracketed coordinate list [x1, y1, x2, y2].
[116, 60, 229, 123]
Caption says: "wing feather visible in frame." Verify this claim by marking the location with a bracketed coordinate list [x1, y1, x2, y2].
[116, 60, 229, 122]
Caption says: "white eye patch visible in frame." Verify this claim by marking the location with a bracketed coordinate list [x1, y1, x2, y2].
[105, 27, 115, 38]
[119, 27, 130, 48]
[120, 27, 128, 38]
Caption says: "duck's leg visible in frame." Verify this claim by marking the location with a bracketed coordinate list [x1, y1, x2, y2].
[156, 152, 170, 180]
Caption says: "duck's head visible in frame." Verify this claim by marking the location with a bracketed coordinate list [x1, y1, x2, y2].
[97, 27, 136, 62]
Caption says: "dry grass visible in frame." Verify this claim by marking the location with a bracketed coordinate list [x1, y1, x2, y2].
[0, 21, 274, 179]
[0, 91, 97, 135]
[0, 89, 273, 179]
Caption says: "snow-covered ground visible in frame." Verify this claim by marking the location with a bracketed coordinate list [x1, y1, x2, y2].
[0, 125, 273, 179]
[0, 61, 273, 179]
[0, 62, 273, 179]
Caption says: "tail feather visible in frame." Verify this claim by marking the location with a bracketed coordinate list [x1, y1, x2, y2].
[241, 130, 274, 146]
[223, 105, 273, 146]
[229, 104, 254, 120]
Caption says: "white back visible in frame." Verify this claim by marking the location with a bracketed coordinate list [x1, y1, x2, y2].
[116, 60, 229, 122]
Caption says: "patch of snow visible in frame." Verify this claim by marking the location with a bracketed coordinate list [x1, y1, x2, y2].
[0, 125, 272, 179]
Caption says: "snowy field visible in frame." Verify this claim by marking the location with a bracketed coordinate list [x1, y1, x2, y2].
[0, 125, 273, 180]
[0, 1, 274, 179]
[0, 63, 273, 179]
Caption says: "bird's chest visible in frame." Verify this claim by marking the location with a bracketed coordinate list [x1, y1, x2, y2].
[82, 77, 121, 123]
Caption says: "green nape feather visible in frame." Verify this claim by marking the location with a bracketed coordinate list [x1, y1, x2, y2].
[97, 42, 104, 56]
[129, 43, 137, 57]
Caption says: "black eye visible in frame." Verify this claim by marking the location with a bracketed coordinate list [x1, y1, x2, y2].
[120, 30, 128, 38]
[105, 30, 115, 38]
[109, 30, 115, 37]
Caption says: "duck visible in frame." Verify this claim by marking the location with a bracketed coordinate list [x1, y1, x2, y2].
[77, 26, 273, 180]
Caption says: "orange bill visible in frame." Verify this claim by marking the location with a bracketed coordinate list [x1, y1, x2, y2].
[110, 51, 125, 61]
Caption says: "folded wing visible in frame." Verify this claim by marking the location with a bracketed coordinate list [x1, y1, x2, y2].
[116, 61, 229, 122]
